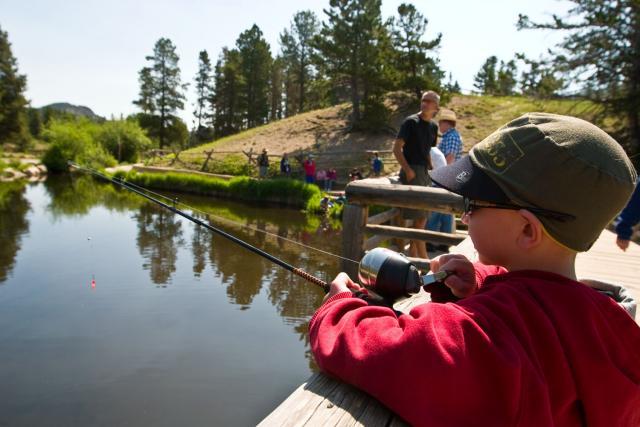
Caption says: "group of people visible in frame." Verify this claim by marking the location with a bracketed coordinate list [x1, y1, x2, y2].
[259, 151, 337, 190]
[309, 89, 640, 425]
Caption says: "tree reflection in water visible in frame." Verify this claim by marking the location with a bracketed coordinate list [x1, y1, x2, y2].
[135, 204, 184, 286]
[37, 175, 344, 367]
[0, 182, 30, 284]
[191, 224, 209, 277]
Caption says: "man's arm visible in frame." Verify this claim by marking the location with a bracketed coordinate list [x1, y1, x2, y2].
[445, 152, 455, 165]
[615, 180, 640, 250]
[393, 138, 415, 182]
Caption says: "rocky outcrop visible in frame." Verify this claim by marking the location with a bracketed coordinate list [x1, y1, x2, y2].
[1, 163, 47, 182]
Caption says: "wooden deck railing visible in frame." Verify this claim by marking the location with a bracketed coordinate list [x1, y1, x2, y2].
[341, 179, 466, 277]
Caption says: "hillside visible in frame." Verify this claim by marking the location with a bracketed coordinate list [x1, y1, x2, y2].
[184, 93, 610, 175]
[40, 102, 104, 121]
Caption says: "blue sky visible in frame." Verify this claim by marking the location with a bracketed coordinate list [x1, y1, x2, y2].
[2, 0, 572, 123]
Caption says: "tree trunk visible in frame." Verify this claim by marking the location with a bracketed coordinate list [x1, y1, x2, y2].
[351, 74, 360, 125]
[298, 58, 305, 113]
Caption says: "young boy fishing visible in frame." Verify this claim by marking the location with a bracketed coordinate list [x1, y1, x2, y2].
[310, 113, 640, 426]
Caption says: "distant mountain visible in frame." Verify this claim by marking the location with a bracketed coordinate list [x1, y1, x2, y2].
[39, 103, 105, 121]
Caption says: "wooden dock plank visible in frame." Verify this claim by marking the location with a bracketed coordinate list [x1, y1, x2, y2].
[260, 229, 640, 425]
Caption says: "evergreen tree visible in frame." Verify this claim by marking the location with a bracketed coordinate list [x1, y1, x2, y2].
[133, 38, 187, 148]
[280, 31, 299, 117]
[279, 11, 320, 114]
[496, 59, 517, 96]
[133, 67, 156, 113]
[193, 50, 213, 132]
[27, 108, 42, 138]
[519, 0, 640, 155]
[212, 48, 243, 137]
[389, 3, 443, 100]
[0, 26, 30, 149]
[444, 72, 461, 94]
[269, 57, 285, 121]
[236, 25, 272, 128]
[474, 56, 498, 95]
[315, 0, 392, 128]
[517, 54, 564, 98]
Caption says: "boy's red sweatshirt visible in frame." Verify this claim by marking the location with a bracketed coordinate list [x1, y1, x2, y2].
[309, 264, 640, 426]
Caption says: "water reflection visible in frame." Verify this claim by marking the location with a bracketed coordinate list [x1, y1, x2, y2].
[0, 182, 30, 283]
[0, 175, 346, 425]
[43, 175, 341, 358]
[191, 225, 209, 277]
[44, 174, 142, 217]
[135, 204, 184, 285]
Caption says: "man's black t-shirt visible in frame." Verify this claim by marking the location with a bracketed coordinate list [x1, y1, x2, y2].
[397, 113, 438, 167]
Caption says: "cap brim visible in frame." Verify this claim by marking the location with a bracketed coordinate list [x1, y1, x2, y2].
[429, 155, 509, 203]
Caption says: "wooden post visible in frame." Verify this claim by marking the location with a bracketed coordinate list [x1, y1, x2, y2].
[243, 148, 255, 164]
[169, 148, 183, 166]
[341, 203, 368, 278]
[201, 150, 214, 171]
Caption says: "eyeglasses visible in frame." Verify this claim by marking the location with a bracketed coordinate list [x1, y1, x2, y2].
[463, 197, 576, 222]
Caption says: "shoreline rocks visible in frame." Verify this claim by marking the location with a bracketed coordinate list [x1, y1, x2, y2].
[1, 163, 47, 182]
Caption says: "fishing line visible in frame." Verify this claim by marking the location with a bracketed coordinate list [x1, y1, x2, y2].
[69, 162, 330, 292]
[95, 168, 360, 265]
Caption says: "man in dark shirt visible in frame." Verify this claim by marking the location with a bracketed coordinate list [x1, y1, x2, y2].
[393, 90, 439, 259]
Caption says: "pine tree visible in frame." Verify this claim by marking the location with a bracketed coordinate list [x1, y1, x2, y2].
[280, 31, 299, 117]
[0, 26, 30, 149]
[389, 3, 443, 100]
[133, 67, 156, 113]
[212, 48, 243, 137]
[236, 25, 272, 128]
[133, 38, 187, 148]
[315, 0, 392, 128]
[27, 108, 42, 138]
[279, 11, 320, 115]
[444, 72, 461, 94]
[269, 57, 285, 121]
[496, 60, 517, 96]
[519, 0, 640, 156]
[193, 50, 213, 131]
[474, 56, 498, 95]
[517, 54, 564, 99]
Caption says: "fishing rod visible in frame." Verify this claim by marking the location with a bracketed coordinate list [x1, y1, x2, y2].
[68, 162, 453, 304]
[68, 161, 330, 292]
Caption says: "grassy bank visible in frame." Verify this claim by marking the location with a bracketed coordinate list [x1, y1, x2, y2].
[113, 170, 325, 213]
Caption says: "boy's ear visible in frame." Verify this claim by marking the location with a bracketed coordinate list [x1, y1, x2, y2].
[517, 210, 544, 250]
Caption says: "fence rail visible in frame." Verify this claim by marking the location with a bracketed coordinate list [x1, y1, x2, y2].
[341, 179, 465, 277]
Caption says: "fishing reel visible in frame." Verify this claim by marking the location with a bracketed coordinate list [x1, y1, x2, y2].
[357, 248, 450, 303]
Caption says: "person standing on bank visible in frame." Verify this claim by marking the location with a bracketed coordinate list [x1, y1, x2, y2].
[257, 148, 269, 178]
[393, 90, 440, 259]
[427, 108, 464, 236]
[280, 153, 291, 177]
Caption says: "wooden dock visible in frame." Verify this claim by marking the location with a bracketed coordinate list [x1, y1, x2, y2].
[259, 180, 640, 426]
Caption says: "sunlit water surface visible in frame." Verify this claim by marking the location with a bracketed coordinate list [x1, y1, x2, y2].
[0, 176, 343, 426]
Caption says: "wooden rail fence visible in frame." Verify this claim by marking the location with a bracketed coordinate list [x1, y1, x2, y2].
[341, 179, 466, 277]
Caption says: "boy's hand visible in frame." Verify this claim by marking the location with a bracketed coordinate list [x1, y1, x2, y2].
[324, 272, 364, 301]
[430, 254, 478, 298]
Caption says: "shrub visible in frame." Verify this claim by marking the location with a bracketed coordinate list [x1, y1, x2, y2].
[42, 119, 115, 172]
[96, 120, 153, 163]
[115, 171, 323, 210]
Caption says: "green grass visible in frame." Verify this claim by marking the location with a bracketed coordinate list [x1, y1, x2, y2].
[113, 170, 325, 212]
[450, 95, 612, 148]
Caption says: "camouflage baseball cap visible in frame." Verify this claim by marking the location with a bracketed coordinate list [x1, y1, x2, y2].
[429, 113, 637, 251]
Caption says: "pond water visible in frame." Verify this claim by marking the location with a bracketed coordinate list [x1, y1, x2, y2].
[0, 175, 345, 426]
